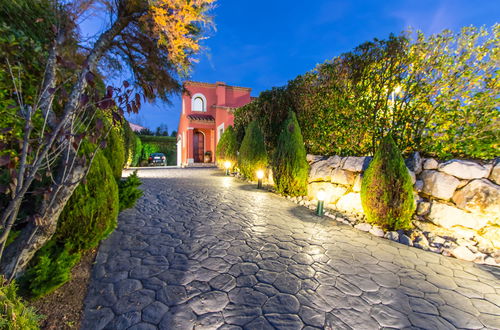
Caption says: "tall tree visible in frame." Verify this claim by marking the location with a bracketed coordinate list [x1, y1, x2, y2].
[0, 0, 215, 279]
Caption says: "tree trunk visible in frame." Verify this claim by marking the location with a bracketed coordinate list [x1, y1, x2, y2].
[0, 163, 86, 279]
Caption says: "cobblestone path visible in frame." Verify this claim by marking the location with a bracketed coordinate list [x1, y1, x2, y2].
[82, 168, 500, 330]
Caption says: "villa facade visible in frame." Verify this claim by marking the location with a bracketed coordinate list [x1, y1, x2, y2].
[177, 81, 252, 166]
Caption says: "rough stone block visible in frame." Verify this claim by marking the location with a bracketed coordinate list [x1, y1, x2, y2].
[336, 193, 363, 213]
[307, 182, 347, 204]
[423, 158, 439, 170]
[489, 159, 500, 184]
[427, 202, 489, 230]
[421, 170, 460, 200]
[330, 168, 356, 186]
[452, 179, 500, 218]
[438, 159, 490, 180]
[342, 156, 372, 172]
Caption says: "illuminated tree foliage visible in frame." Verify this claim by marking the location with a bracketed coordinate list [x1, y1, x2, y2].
[235, 24, 499, 160]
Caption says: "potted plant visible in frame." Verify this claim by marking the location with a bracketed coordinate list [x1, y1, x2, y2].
[204, 151, 212, 163]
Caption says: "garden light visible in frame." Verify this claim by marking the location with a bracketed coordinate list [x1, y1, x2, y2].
[224, 161, 231, 175]
[316, 189, 325, 216]
[256, 170, 264, 189]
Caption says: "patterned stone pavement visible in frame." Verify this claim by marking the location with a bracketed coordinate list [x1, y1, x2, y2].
[81, 168, 500, 330]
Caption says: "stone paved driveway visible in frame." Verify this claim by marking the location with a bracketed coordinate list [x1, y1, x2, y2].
[81, 168, 500, 330]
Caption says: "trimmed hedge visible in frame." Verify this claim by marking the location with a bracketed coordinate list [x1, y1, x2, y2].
[273, 112, 309, 196]
[138, 135, 176, 165]
[361, 135, 415, 230]
[216, 125, 238, 166]
[0, 278, 41, 329]
[238, 121, 268, 180]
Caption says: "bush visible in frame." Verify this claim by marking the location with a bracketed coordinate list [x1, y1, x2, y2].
[21, 240, 80, 299]
[132, 135, 142, 167]
[118, 170, 143, 211]
[55, 149, 119, 251]
[138, 135, 176, 165]
[0, 278, 41, 329]
[238, 121, 268, 180]
[273, 112, 309, 196]
[360, 135, 415, 230]
[216, 125, 238, 166]
[103, 126, 125, 180]
[123, 121, 136, 167]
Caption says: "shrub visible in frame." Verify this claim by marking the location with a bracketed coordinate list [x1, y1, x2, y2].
[273, 112, 309, 196]
[360, 135, 415, 230]
[0, 278, 42, 329]
[103, 126, 125, 180]
[118, 171, 143, 211]
[55, 149, 119, 251]
[21, 240, 80, 299]
[216, 125, 238, 166]
[132, 135, 142, 167]
[123, 121, 136, 167]
[238, 121, 268, 180]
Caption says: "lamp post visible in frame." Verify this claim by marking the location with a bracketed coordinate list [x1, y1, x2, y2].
[316, 189, 325, 216]
[256, 170, 264, 189]
[224, 161, 231, 176]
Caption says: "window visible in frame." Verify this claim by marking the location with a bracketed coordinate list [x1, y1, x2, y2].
[191, 93, 207, 112]
[217, 123, 225, 143]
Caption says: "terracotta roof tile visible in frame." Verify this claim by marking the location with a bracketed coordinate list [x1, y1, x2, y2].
[187, 114, 215, 122]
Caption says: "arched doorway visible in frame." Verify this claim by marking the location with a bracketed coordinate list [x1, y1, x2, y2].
[193, 131, 204, 163]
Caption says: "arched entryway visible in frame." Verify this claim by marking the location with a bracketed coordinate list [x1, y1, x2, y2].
[193, 131, 205, 163]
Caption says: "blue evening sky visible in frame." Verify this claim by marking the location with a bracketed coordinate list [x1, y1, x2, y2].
[83, 0, 499, 133]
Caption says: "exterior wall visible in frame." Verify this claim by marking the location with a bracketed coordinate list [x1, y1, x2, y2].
[177, 81, 251, 166]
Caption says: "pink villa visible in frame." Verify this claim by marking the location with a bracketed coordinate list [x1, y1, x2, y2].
[176, 81, 252, 166]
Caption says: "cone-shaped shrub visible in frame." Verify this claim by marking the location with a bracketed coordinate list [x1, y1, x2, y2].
[273, 112, 309, 196]
[361, 134, 415, 230]
[238, 121, 268, 180]
[216, 125, 238, 166]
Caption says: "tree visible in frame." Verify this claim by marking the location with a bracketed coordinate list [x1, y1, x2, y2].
[216, 125, 238, 166]
[272, 112, 309, 196]
[360, 135, 415, 230]
[170, 130, 177, 137]
[0, 0, 215, 280]
[138, 127, 154, 135]
[155, 123, 169, 136]
[238, 121, 267, 181]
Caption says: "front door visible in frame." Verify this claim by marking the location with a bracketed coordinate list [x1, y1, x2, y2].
[193, 131, 204, 162]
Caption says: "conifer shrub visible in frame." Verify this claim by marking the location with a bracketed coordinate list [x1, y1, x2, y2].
[103, 127, 125, 180]
[132, 135, 143, 167]
[360, 134, 415, 230]
[216, 125, 238, 166]
[123, 121, 136, 167]
[273, 112, 309, 196]
[0, 278, 42, 328]
[21, 240, 80, 299]
[118, 170, 143, 211]
[55, 149, 119, 251]
[238, 121, 268, 180]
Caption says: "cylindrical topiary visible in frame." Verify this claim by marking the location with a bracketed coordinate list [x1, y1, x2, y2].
[102, 126, 125, 181]
[238, 121, 268, 180]
[273, 111, 309, 196]
[360, 134, 415, 230]
[216, 125, 238, 167]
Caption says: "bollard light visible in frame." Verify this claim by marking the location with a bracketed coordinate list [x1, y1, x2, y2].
[224, 161, 231, 176]
[316, 189, 325, 216]
[256, 170, 264, 189]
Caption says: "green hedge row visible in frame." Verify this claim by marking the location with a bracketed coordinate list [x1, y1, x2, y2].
[138, 135, 177, 165]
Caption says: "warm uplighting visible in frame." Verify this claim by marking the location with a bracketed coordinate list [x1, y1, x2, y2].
[316, 189, 325, 216]
[256, 170, 264, 189]
[224, 161, 231, 175]
[394, 85, 402, 94]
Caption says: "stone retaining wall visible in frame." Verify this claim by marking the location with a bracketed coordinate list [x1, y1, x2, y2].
[306, 154, 500, 253]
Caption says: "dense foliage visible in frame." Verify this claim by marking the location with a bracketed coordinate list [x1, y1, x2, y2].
[234, 25, 499, 160]
[138, 135, 177, 165]
[55, 149, 119, 252]
[361, 135, 415, 230]
[0, 278, 41, 329]
[273, 112, 309, 196]
[103, 126, 126, 180]
[118, 171, 143, 212]
[21, 241, 80, 299]
[238, 121, 268, 180]
[215, 126, 238, 166]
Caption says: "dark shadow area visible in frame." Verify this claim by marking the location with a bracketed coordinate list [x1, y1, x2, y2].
[236, 183, 272, 193]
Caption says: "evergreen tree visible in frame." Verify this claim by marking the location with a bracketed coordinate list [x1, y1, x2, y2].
[273, 112, 309, 196]
[216, 126, 238, 165]
[361, 134, 415, 230]
[238, 121, 267, 180]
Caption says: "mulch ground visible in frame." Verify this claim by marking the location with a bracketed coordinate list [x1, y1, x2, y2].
[29, 248, 97, 329]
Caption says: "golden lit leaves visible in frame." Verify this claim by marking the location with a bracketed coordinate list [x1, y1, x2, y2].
[150, 0, 215, 74]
